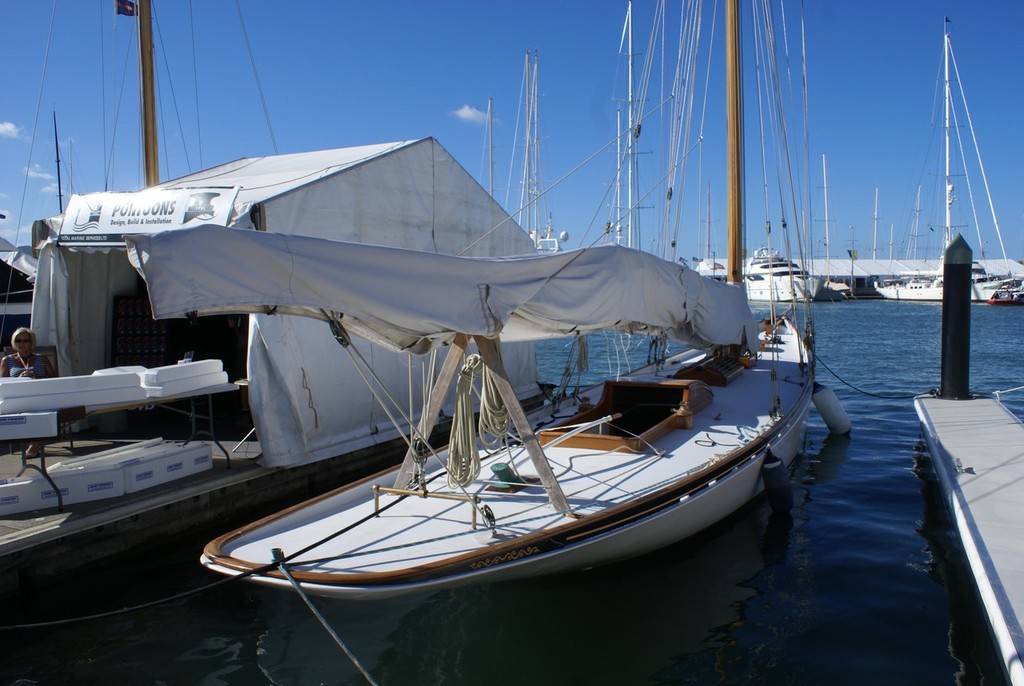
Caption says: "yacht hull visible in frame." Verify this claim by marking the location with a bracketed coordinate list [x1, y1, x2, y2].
[202, 321, 813, 600]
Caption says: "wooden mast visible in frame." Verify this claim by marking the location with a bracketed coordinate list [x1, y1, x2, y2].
[725, 0, 744, 284]
[138, 0, 159, 187]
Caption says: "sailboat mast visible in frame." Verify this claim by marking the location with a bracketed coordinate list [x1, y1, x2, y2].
[822, 154, 831, 275]
[725, 0, 744, 284]
[943, 21, 952, 246]
[487, 97, 494, 197]
[53, 112, 64, 213]
[705, 183, 712, 261]
[626, 0, 636, 249]
[872, 187, 879, 259]
[138, 0, 159, 187]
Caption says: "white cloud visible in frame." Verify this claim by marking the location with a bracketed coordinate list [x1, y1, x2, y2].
[451, 104, 488, 125]
[25, 164, 54, 181]
[0, 122, 22, 139]
[40, 183, 59, 194]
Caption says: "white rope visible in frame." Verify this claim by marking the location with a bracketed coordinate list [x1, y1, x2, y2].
[448, 354, 482, 488]
[478, 343, 511, 449]
[995, 385, 1024, 401]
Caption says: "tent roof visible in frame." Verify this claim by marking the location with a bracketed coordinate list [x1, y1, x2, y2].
[154, 140, 421, 208]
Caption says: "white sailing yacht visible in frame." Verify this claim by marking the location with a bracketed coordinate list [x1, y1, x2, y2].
[877, 21, 1013, 303]
[124, 0, 823, 600]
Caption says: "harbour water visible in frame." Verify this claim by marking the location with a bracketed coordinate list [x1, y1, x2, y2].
[2, 300, 1022, 685]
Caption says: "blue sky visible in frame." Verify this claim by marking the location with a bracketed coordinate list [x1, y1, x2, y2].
[3, 1, 1023, 262]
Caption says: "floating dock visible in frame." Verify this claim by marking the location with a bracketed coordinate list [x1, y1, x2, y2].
[916, 394, 1024, 685]
[0, 415, 410, 597]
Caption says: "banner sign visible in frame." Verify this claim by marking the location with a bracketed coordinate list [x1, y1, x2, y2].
[58, 187, 239, 246]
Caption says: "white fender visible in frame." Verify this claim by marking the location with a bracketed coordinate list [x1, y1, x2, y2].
[812, 382, 852, 435]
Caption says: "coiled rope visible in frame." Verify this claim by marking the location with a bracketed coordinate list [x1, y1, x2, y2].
[448, 354, 483, 488]
[478, 345, 511, 449]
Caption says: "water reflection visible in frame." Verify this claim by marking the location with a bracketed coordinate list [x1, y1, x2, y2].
[799, 431, 852, 485]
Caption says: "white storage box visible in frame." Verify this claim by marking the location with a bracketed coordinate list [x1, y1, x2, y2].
[141, 360, 228, 398]
[52, 464, 126, 504]
[0, 465, 124, 515]
[0, 476, 55, 515]
[142, 360, 223, 386]
[0, 411, 58, 441]
[52, 439, 213, 494]
[120, 442, 213, 493]
[51, 438, 165, 469]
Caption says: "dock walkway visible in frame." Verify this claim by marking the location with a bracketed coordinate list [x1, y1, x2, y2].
[916, 394, 1024, 686]
[0, 408, 407, 596]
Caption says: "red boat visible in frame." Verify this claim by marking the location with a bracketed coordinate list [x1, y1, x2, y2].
[987, 287, 1024, 305]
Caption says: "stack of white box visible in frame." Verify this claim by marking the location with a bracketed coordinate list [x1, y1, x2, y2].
[0, 463, 125, 515]
[0, 438, 213, 515]
[53, 439, 213, 494]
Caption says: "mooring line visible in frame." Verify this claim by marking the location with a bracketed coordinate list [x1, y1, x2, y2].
[0, 562, 275, 631]
[273, 548, 379, 686]
[814, 352, 923, 400]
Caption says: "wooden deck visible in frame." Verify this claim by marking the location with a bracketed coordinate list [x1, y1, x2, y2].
[916, 395, 1024, 686]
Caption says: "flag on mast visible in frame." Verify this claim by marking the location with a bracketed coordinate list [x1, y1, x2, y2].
[116, 0, 137, 17]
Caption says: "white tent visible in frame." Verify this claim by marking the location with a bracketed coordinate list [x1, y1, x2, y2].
[31, 138, 539, 467]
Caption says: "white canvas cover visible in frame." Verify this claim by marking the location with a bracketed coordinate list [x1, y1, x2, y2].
[126, 226, 759, 353]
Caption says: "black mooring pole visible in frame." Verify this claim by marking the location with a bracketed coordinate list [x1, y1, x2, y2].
[939, 234, 972, 400]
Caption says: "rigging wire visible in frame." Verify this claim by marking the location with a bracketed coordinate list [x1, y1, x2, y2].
[104, 28, 137, 190]
[664, 0, 707, 261]
[188, 0, 204, 169]
[947, 39, 1009, 266]
[150, 1, 193, 176]
[17, 0, 58, 241]
[2, 0, 57, 337]
[232, 0, 278, 154]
